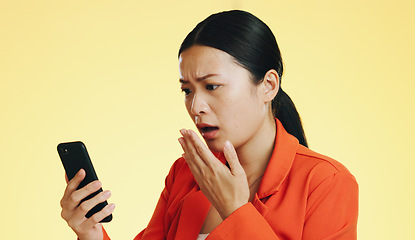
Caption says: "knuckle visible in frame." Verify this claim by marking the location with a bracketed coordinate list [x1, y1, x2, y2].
[67, 219, 75, 228]
[69, 194, 78, 203]
[79, 202, 89, 212]
[61, 210, 67, 220]
[208, 168, 216, 177]
[101, 191, 110, 201]
[91, 213, 101, 223]
[66, 182, 77, 192]
[66, 181, 74, 189]
[87, 181, 100, 192]
[200, 169, 207, 178]
[102, 207, 111, 216]
[85, 183, 94, 192]
[98, 193, 106, 201]
[234, 168, 243, 175]
[227, 150, 236, 159]
[196, 146, 204, 154]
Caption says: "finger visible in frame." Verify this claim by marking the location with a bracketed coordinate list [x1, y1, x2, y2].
[180, 129, 207, 168]
[61, 169, 86, 206]
[188, 130, 220, 168]
[73, 180, 102, 202]
[66, 169, 85, 193]
[67, 180, 102, 211]
[72, 190, 112, 222]
[178, 135, 188, 154]
[178, 135, 192, 164]
[65, 173, 69, 184]
[223, 141, 245, 176]
[179, 135, 202, 177]
[83, 203, 115, 229]
[179, 130, 194, 159]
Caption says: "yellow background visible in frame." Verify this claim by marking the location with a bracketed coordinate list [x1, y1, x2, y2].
[1, 0, 414, 239]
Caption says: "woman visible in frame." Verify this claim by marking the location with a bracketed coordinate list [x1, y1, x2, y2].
[60, 10, 358, 240]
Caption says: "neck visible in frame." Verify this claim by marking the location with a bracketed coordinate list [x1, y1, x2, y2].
[235, 116, 276, 186]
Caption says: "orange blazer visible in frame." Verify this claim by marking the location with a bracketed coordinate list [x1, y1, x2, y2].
[103, 119, 358, 239]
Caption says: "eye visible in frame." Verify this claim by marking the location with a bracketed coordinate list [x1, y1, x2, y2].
[181, 88, 192, 96]
[206, 84, 219, 91]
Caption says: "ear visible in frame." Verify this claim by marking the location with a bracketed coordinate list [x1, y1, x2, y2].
[261, 69, 280, 103]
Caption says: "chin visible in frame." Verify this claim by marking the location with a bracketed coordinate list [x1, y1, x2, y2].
[205, 140, 224, 153]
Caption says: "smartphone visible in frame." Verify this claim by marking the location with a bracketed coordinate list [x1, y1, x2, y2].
[57, 141, 112, 222]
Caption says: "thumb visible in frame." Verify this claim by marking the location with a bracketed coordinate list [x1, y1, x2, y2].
[223, 141, 245, 176]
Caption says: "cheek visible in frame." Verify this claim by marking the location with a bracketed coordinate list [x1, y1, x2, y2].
[224, 91, 259, 114]
[221, 92, 263, 131]
[215, 97, 245, 127]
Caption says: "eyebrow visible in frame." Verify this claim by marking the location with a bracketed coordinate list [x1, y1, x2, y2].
[179, 74, 219, 83]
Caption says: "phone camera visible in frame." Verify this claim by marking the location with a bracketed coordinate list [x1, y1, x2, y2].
[60, 147, 69, 155]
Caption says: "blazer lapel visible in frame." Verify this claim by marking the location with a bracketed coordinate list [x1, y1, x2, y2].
[253, 194, 270, 216]
[175, 190, 211, 240]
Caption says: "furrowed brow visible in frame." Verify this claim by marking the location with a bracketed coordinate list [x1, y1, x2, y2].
[179, 74, 218, 83]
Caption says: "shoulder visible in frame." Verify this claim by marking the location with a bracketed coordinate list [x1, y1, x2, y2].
[292, 145, 357, 191]
[164, 157, 196, 193]
[295, 145, 352, 174]
[168, 157, 188, 176]
[165, 157, 191, 182]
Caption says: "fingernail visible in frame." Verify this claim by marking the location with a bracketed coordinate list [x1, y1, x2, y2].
[104, 190, 111, 197]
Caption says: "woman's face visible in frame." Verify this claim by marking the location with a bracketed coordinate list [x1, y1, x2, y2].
[179, 45, 269, 152]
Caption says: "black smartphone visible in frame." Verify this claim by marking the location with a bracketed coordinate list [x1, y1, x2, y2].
[57, 141, 112, 222]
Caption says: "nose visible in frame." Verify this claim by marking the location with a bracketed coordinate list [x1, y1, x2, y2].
[190, 92, 208, 116]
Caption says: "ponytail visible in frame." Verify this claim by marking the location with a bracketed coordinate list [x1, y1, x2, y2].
[273, 89, 308, 147]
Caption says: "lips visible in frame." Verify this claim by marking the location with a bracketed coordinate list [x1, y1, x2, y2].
[196, 123, 219, 140]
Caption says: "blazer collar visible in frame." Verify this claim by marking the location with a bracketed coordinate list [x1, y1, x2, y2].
[257, 118, 299, 199]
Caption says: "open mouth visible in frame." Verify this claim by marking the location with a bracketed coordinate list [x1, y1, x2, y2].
[196, 123, 219, 139]
[201, 126, 219, 133]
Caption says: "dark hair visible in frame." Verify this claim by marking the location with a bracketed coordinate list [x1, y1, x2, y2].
[179, 10, 308, 147]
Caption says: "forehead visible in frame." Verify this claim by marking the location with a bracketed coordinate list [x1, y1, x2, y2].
[179, 45, 238, 80]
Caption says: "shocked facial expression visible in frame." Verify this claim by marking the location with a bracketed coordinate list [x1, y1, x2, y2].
[179, 45, 269, 152]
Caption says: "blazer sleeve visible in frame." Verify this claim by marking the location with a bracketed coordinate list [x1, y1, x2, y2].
[207, 202, 281, 240]
[206, 171, 358, 240]
[302, 171, 359, 239]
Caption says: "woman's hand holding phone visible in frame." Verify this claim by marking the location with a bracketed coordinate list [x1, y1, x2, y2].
[60, 169, 115, 240]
